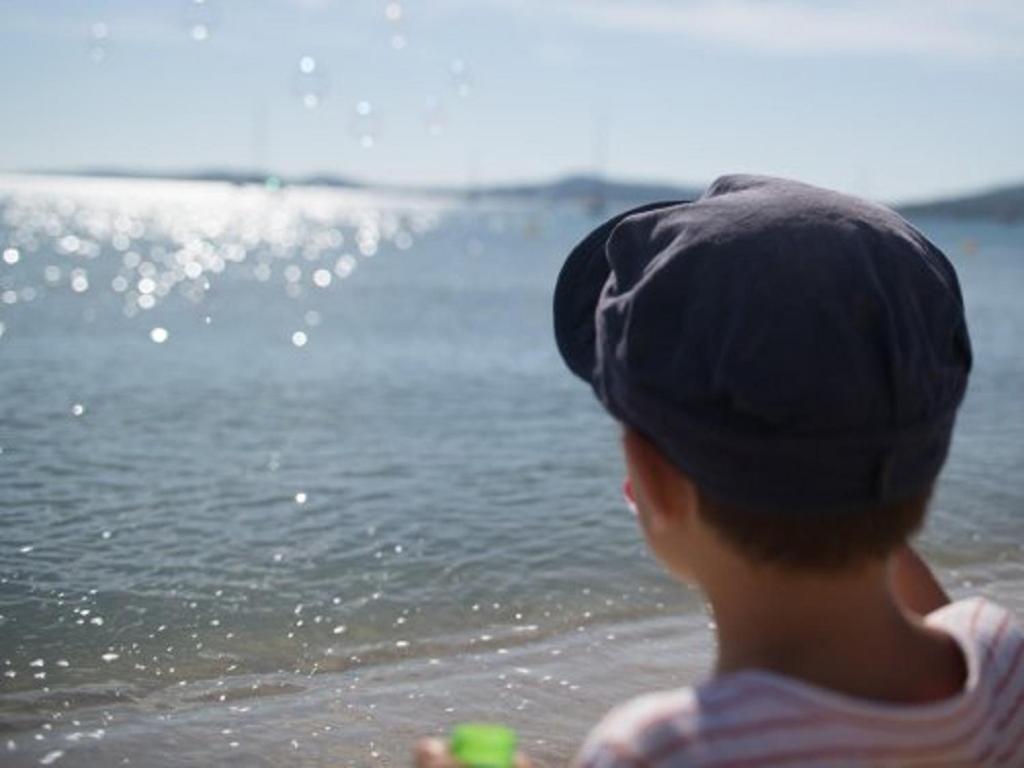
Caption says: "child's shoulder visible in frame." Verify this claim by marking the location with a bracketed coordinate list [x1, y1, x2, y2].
[926, 596, 1024, 690]
[574, 598, 1024, 768]
[573, 674, 787, 768]
[925, 594, 1020, 639]
[572, 685, 700, 767]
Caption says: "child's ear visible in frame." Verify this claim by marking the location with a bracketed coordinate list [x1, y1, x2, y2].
[622, 428, 695, 530]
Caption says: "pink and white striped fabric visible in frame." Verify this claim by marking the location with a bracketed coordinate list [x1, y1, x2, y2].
[574, 598, 1024, 767]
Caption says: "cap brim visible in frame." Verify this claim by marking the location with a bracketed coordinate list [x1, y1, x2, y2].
[553, 200, 689, 381]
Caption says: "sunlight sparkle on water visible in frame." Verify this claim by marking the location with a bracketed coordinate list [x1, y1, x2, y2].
[334, 255, 357, 278]
[312, 268, 332, 288]
[291, 331, 308, 348]
[150, 327, 169, 344]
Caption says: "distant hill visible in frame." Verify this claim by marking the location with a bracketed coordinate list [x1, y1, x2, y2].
[24, 168, 700, 207]
[16, 168, 1024, 222]
[466, 174, 701, 205]
[898, 183, 1024, 223]
[30, 167, 315, 187]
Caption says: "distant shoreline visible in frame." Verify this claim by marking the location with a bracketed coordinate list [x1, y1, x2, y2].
[6, 169, 1024, 222]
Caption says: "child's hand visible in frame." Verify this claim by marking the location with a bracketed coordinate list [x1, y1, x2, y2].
[413, 737, 533, 768]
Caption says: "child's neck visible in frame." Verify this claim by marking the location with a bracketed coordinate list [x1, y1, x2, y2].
[704, 558, 966, 704]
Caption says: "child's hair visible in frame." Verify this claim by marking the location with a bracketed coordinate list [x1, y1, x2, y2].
[694, 486, 931, 571]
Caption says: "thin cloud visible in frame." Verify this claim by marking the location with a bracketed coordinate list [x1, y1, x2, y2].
[483, 0, 1024, 60]
[286, 0, 334, 9]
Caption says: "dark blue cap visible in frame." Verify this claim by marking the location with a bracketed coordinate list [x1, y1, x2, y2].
[554, 175, 972, 513]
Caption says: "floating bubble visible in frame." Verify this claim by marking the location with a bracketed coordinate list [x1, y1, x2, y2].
[2, 247, 19, 265]
[89, 21, 108, 63]
[291, 331, 308, 348]
[424, 96, 446, 136]
[184, 0, 215, 42]
[294, 56, 329, 109]
[450, 58, 473, 97]
[349, 101, 381, 148]
[150, 327, 169, 344]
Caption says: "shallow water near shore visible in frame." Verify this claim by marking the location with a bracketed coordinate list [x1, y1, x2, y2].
[1, 176, 1023, 766]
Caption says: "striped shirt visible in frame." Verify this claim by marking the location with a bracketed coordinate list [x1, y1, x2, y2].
[574, 598, 1024, 767]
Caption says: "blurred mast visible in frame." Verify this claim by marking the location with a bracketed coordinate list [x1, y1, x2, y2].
[587, 108, 609, 215]
[251, 100, 269, 177]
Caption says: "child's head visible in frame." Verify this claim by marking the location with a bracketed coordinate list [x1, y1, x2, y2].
[554, 175, 972, 578]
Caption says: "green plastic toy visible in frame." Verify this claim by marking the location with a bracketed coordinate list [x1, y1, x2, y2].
[450, 723, 518, 768]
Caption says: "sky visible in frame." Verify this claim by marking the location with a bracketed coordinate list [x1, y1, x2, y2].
[1, 0, 1022, 201]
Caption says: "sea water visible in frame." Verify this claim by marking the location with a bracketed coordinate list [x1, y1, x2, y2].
[0, 175, 1022, 767]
